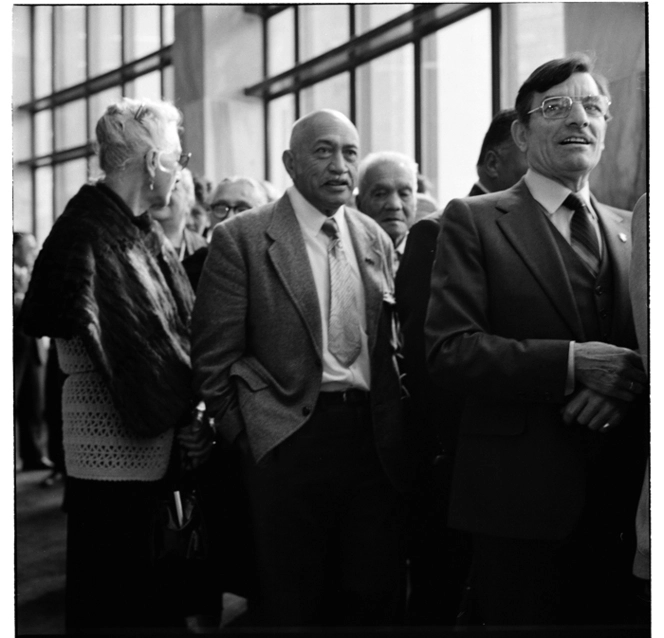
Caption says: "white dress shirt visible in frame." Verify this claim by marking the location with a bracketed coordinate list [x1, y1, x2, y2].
[524, 169, 603, 257]
[288, 186, 371, 391]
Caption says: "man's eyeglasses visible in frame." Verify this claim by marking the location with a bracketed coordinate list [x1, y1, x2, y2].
[209, 203, 252, 220]
[527, 95, 611, 120]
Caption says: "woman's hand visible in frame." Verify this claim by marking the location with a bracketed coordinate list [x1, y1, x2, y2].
[177, 404, 215, 470]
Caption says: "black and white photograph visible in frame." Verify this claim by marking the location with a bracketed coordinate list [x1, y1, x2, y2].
[11, 3, 652, 636]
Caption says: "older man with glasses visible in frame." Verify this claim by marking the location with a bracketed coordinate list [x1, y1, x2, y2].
[206, 176, 270, 236]
[425, 54, 648, 627]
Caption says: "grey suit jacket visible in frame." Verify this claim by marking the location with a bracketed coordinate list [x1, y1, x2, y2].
[192, 193, 412, 491]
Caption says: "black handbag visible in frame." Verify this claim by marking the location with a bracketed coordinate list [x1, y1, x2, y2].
[150, 443, 211, 619]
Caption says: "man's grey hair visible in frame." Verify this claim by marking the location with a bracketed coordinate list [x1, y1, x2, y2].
[357, 151, 419, 193]
[208, 176, 269, 207]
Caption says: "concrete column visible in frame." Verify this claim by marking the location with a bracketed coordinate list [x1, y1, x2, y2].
[172, 5, 265, 186]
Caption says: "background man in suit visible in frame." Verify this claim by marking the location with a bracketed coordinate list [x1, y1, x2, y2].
[356, 151, 418, 263]
[394, 109, 529, 626]
[469, 108, 529, 197]
[192, 109, 410, 627]
[425, 54, 648, 626]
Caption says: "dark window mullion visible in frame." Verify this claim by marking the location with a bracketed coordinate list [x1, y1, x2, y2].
[85, 5, 91, 179]
[121, 5, 127, 94]
[29, 5, 37, 233]
[294, 5, 300, 120]
[159, 5, 165, 98]
[349, 3, 356, 121]
[50, 6, 56, 222]
[491, 4, 501, 115]
[414, 37, 422, 172]
[263, 12, 270, 180]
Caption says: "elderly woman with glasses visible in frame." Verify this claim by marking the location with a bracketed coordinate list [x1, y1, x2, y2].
[20, 97, 213, 633]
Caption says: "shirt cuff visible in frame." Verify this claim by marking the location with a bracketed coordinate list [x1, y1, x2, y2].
[565, 341, 576, 395]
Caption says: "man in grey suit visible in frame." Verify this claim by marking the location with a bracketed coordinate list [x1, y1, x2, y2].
[192, 109, 410, 627]
[426, 54, 648, 626]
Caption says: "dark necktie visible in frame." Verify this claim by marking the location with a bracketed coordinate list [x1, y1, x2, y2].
[321, 218, 362, 367]
[564, 193, 600, 276]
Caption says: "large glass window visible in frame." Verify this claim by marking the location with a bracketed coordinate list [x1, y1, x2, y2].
[88, 6, 122, 77]
[127, 70, 163, 102]
[299, 5, 350, 62]
[54, 6, 87, 90]
[55, 100, 87, 151]
[268, 8, 296, 77]
[355, 4, 413, 34]
[33, 6, 53, 99]
[34, 110, 52, 158]
[15, 5, 174, 236]
[34, 166, 53, 245]
[256, 4, 498, 199]
[268, 94, 296, 192]
[124, 6, 162, 62]
[300, 73, 350, 119]
[422, 9, 492, 205]
[356, 45, 415, 158]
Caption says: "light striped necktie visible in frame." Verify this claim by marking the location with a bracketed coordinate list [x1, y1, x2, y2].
[564, 193, 601, 276]
[321, 217, 362, 367]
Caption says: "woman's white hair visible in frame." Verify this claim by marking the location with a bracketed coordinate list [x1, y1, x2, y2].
[95, 97, 182, 176]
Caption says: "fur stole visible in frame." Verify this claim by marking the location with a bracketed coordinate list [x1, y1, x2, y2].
[21, 183, 196, 437]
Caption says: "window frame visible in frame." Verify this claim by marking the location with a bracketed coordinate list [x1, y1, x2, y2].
[16, 5, 174, 232]
[247, 3, 501, 181]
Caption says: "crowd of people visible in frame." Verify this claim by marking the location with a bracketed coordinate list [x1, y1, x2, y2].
[15, 52, 649, 634]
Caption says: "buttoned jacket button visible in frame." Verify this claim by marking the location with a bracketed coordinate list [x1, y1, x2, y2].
[302, 406, 312, 416]
[595, 286, 604, 295]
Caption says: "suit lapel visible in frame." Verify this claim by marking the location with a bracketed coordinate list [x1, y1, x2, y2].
[266, 195, 323, 357]
[345, 208, 386, 355]
[593, 197, 633, 342]
[496, 181, 585, 338]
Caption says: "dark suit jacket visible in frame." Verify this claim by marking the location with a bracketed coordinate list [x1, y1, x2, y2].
[396, 212, 463, 461]
[192, 193, 412, 492]
[425, 178, 645, 540]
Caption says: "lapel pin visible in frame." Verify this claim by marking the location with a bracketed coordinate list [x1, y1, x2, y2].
[618, 233, 627, 243]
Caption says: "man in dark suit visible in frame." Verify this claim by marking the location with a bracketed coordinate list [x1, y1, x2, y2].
[192, 109, 410, 627]
[394, 109, 528, 626]
[425, 54, 648, 626]
[469, 108, 528, 197]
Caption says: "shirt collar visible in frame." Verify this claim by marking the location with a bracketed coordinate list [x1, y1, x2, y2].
[288, 185, 347, 239]
[475, 180, 491, 194]
[395, 232, 408, 256]
[524, 169, 592, 216]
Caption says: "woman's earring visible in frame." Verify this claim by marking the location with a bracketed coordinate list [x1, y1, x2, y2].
[149, 179, 155, 191]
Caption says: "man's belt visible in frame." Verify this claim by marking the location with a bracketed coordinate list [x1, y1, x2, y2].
[317, 389, 370, 407]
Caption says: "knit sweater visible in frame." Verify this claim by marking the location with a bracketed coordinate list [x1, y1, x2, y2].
[58, 336, 174, 481]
